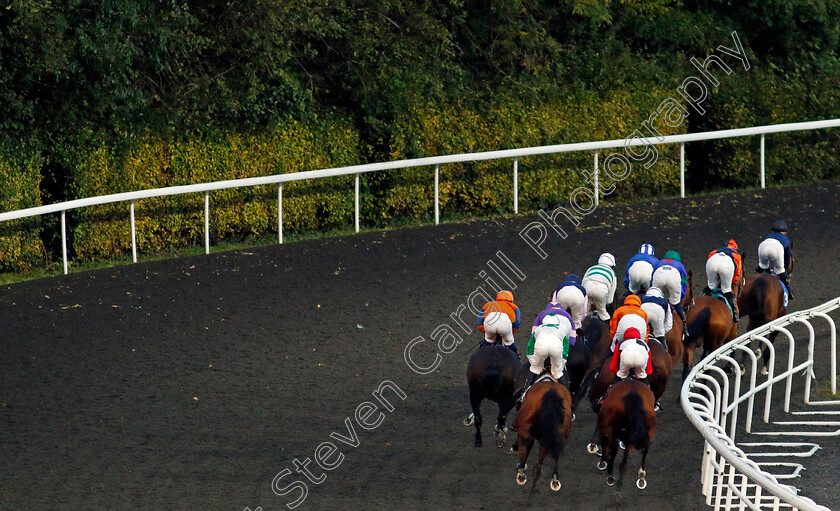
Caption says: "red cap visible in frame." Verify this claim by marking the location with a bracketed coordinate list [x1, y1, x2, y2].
[624, 327, 641, 340]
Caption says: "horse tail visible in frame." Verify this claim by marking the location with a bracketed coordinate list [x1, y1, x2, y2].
[623, 392, 650, 450]
[539, 389, 566, 460]
[746, 276, 766, 317]
[685, 307, 711, 349]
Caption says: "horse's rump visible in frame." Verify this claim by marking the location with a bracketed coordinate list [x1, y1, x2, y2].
[622, 392, 650, 449]
[538, 388, 567, 459]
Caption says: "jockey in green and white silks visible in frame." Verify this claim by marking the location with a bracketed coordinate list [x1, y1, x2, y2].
[582, 253, 617, 321]
[523, 314, 573, 389]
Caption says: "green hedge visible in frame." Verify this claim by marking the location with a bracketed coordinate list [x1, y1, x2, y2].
[68, 117, 361, 260]
[0, 144, 45, 272]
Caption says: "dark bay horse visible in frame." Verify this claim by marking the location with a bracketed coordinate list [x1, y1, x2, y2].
[681, 270, 741, 386]
[465, 344, 524, 447]
[596, 379, 657, 489]
[737, 271, 788, 374]
[512, 379, 573, 491]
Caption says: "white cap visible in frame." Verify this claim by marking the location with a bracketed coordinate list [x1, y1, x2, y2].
[541, 314, 562, 325]
[598, 253, 616, 267]
[646, 286, 664, 299]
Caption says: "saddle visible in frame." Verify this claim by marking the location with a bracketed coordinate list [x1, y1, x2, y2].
[701, 288, 734, 315]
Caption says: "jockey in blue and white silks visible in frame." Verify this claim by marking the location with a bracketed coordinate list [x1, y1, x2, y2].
[552, 274, 587, 329]
[757, 219, 794, 299]
[651, 250, 688, 326]
[582, 253, 617, 321]
[640, 286, 673, 349]
[624, 243, 658, 294]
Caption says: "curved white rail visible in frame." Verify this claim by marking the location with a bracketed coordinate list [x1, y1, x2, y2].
[2, 117, 840, 274]
[681, 297, 840, 510]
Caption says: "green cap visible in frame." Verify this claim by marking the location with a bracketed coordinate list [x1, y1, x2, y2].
[664, 250, 681, 262]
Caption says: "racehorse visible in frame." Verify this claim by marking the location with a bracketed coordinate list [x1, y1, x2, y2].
[737, 270, 789, 374]
[465, 344, 524, 447]
[512, 378, 573, 491]
[596, 378, 657, 489]
[681, 269, 742, 386]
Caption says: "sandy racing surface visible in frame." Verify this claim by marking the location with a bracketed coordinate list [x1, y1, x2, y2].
[2, 181, 839, 510]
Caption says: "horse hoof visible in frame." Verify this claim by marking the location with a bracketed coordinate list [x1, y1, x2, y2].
[463, 413, 475, 427]
[761, 366, 769, 376]
[550, 479, 561, 491]
[636, 478, 647, 490]
[597, 460, 607, 471]
[618, 440, 626, 450]
[587, 443, 599, 454]
[509, 447, 516, 455]
[516, 472, 527, 486]
[496, 437, 506, 448]
[606, 476, 616, 486]
[740, 367, 746, 376]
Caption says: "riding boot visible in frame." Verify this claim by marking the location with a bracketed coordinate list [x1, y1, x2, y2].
[755, 266, 765, 274]
[674, 303, 688, 337]
[639, 376, 650, 386]
[779, 272, 794, 300]
[723, 292, 739, 323]
[702, 285, 712, 295]
[519, 371, 538, 402]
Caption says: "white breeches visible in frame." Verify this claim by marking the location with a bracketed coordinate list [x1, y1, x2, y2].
[611, 314, 648, 351]
[528, 330, 566, 379]
[484, 312, 514, 345]
[758, 238, 785, 275]
[705, 252, 735, 294]
[617, 341, 649, 379]
[627, 261, 654, 294]
[582, 279, 610, 321]
[640, 302, 670, 339]
[554, 287, 587, 329]
[651, 266, 682, 305]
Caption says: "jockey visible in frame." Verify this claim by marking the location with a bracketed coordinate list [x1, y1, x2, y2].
[552, 274, 588, 329]
[609, 294, 649, 351]
[651, 249, 689, 328]
[640, 286, 673, 351]
[476, 290, 521, 352]
[624, 243, 658, 294]
[704, 239, 742, 323]
[582, 253, 617, 321]
[533, 302, 578, 346]
[610, 327, 652, 385]
[522, 314, 574, 392]
[757, 220, 794, 299]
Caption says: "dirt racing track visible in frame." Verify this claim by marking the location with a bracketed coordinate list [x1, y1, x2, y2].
[1, 181, 839, 511]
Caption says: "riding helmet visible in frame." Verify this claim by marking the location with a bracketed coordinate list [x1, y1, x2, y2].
[623, 327, 641, 340]
[646, 286, 665, 299]
[496, 290, 514, 302]
[624, 294, 642, 307]
[639, 243, 655, 256]
[771, 220, 788, 232]
[663, 250, 681, 262]
[598, 253, 616, 267]
[727, 239, 738, 251]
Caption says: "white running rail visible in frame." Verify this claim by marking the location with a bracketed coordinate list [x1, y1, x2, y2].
[681, 297, 840, 511]
[2, 118, 840, 274]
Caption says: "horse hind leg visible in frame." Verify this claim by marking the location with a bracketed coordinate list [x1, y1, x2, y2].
[550, 453, 561, 491]
[587, 423, 601, 455]
[495, 396, 515, 448]
[636, 446, 649, 490]
[530, 445, 547, 490]
[515, 437, 535, 486]
[470, 393, 484, 448]
[605, 439, 619, 486]
[616, 442, 631, 488]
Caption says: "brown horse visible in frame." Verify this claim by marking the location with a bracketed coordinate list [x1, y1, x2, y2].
[681, 270, 741, 386]
[572, 316, 611, 410]
[512, 379, 573, 491]
[596, 379, 657, 489]
[465, 345, 525, 448]
[737, 272, 788, 374]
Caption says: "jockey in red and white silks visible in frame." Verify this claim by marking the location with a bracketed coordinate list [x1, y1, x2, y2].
[610, 327, 652, 380]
